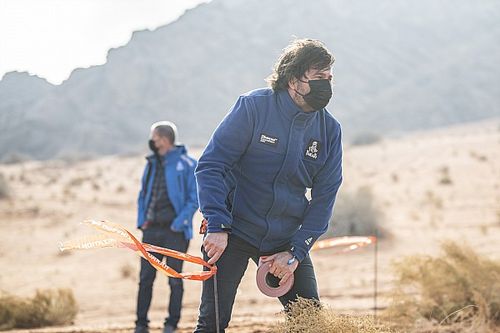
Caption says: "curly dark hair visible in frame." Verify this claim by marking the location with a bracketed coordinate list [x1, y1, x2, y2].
[266, 39, 334, 91]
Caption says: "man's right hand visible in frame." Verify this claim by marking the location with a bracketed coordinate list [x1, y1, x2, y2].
[203, 232, 228, 265]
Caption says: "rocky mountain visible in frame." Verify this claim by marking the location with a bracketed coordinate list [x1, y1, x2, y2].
[1, 0, 499, 160]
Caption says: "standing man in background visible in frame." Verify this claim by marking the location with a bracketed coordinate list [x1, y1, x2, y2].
[135, 121, 198, 333]
[194, 39, 343, 332]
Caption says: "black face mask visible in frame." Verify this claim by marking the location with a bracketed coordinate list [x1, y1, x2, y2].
[148, 139, 159, 155]
[297, 79, 333, 111]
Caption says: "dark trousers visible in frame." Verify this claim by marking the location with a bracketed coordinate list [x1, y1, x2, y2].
[136, 225, 190, 329]
[194, 235, 319, 333]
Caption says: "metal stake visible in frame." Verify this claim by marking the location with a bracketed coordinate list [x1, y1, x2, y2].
[213, 271, 220, 333]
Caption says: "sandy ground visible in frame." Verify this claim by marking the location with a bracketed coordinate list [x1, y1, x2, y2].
[1, 119, 499, 333]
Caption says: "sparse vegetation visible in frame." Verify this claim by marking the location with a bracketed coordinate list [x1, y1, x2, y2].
[438, 166, 453, 185]
[325, 186, 385, 238]
[384, 241, 500, 332]
[0, 288, 78, 330]
[59, 152, 96, 164]
[270, 297, 394, 333]
[92, 182, 100, 191]
[45, 176, 58, 186]
[391, 173, 399, 183]
[26, 206, 40, 217]
[409, 210, 420, 221]
[120, 263, 134, 279]
[0, 174, 10, 200]
[424, 190, 443, 209]
[18, 172, 31, 186]
[479, 224, 489, 236]
[66, 176, 89, 187]
[94, 167, 103, 178]
[470, 150, 488, 162]
[63, 187, 76, 199]
[351, 132, 382, 146]
[1, 153, 28, 165]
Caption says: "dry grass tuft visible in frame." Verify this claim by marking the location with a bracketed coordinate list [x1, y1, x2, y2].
[120, 263, 135, 279]
[116, 184, 126, 193]
[384, 241, 500, 333]
[270, 298, 395, 333]
[0, 288, 78, 330]
[438, 166, 453, 185]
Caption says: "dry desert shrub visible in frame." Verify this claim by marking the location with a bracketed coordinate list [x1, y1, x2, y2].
[66, 176, 89, 187]
[384, 241, 500, 333]
[120, 262, 135, 279]
[438, 166, 453, 185]
[92, 181, 100, 191]
[469, 150, 488, 162]
[270, 297, 395, 333]
[325, 186, 386, 239]
[351, 132, 382, 146]
[0, 288, 78, 330]
[116, 184, 126, 193]
[0, 174, 10, 200]
[424, 190, 443, 209]
[391, 173, 399, 183]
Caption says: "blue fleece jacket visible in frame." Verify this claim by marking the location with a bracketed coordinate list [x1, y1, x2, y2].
[195, 88, 343, 261]
[137, 145, 198, 240]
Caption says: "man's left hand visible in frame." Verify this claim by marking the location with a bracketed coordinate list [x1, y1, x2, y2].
[260, 251, 298, 286]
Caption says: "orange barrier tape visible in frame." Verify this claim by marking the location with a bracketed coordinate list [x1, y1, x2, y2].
[311, 236, 376, 252]
[59, 220, 216, 281]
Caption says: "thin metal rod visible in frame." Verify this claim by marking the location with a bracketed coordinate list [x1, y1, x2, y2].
[213, 271, 220, 333]
[374, 229, 378, 318]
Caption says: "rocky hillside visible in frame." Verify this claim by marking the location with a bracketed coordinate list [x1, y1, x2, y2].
[1, 0, 499, 160]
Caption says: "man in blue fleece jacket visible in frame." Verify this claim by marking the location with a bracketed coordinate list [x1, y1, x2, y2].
[194, 39, 343, 332]
[135, 121, 198, 333]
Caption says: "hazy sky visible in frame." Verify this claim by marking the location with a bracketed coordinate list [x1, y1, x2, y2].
[0, 0, 209, 84]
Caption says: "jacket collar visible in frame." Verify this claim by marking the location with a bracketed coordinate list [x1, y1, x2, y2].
[146, 145, 187, 163]
[276, 89, 319, 124]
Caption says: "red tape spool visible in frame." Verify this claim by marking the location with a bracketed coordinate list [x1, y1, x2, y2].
[256, 258, 294, 297]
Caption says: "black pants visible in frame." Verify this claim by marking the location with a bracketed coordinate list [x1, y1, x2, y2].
[194, 235, 319, 333]
[136, 225, 190, 329]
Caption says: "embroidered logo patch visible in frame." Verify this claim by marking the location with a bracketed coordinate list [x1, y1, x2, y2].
[305, 139, 320, 160]
[305, 237, 313, 246]
[259, 133, 279, 146]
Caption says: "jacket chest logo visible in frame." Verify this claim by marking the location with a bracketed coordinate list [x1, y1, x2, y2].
[259, 133, 279, 146]
[305, 139, 320, 160]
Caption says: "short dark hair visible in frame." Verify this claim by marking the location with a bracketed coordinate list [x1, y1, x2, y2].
[266, 39, 334, 91]
[151, 121, 177, 144]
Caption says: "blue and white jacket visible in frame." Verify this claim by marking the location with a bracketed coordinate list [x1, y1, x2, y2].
[137, 145, 198, 240]
[196, 88, 343, 262]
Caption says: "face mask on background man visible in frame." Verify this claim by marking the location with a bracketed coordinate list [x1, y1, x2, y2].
[148, 140, 159, 155]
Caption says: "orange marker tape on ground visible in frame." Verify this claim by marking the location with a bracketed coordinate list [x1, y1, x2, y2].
[311, 236, 376, 252]
[59, 220, 216, 281]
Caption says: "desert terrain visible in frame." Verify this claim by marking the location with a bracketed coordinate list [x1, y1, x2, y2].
[1, 119, 499, 333]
